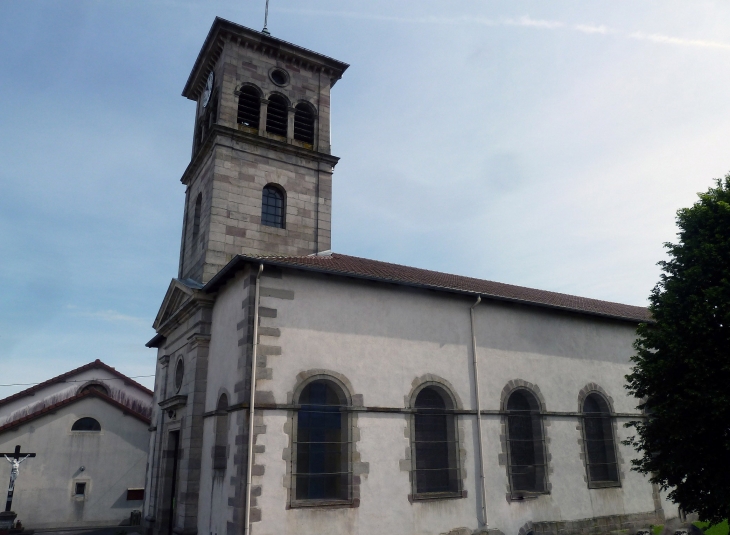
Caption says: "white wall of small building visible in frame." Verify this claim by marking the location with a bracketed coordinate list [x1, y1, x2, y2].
[194, 268, 675, 535]
[0, 396, 149, 529]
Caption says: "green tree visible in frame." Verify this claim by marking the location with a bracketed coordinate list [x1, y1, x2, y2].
[625, 175, 730, 523]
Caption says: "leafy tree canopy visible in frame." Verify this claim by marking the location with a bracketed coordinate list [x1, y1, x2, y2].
[626, 175, 730, 524]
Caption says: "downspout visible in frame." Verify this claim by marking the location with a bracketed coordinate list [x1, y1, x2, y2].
[244, 264, 264, 535]
[470, 296, 489, 531]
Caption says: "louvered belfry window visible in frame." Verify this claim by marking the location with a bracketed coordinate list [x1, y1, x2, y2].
[506, 390, 547, 494]
[583, 394, 619, 486]
[413, 387, 460, 496]
[261, 185, 285, 228]
[265, 94, 288, 137]
[294, 380, 350, 501]
[293, 103, 315, 145]
[237, 86, 260, 129]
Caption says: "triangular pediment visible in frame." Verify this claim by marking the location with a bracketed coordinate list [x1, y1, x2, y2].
[153, 278, 203, 331]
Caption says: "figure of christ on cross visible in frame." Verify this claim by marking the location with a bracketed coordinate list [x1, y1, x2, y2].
[1, 446, 36, 513]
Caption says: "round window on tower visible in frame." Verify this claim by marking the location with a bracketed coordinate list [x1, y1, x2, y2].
[269, 68, 289, 87]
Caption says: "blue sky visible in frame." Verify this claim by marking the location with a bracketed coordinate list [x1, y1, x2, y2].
[2, 1, 730, 395]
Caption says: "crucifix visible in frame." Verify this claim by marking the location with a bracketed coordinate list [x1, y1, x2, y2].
[1, 446, 36, 513]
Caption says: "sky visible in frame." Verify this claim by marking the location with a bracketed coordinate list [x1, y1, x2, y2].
[1, 1, 730, 395]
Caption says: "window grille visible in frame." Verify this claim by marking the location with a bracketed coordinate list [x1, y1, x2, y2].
[412, 387, 461, 496]
[261, 185, 285, 228]
[506, 390, 547, 495]
[72, 417, 101, 431]
[213, 394, 229, 470]
[266, 95, 288, 137]
[237, 87, 261, 129]
[582, 394, 619, 486]
[293, 103, 315, 145]
[293, 380, 350, 502]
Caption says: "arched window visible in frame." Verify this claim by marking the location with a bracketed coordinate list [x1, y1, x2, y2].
[266, 94, 288, 137]
[72, 417, 101, 431]
[213, 394, 229, 470]
[412, 386, 460, 496]
[174, 358, 184, 393]
[80, 383, 108, 396]
[192, 194, 202, 244]
[506, 389, 547, 495]
[294, 380, 349, 502]
[293, 103, 315, 145]
[582, 393, 619, 486]
[261, 185, 285, 228]
[237, 86, 261, 129]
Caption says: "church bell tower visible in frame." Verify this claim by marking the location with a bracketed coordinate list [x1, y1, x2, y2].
[177, 18, 349, 283]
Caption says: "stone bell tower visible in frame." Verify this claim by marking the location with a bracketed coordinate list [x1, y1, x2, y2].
[177, 18, 349, 283]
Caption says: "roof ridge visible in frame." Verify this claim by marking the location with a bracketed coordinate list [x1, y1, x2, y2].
[0, 359, 153, 407]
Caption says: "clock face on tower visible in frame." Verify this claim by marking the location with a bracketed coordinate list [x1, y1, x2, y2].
[202, 72, 214, 108]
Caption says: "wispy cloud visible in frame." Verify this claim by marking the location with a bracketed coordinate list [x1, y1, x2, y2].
[274, 8, 730, 51]
[67, 306, 150, 327]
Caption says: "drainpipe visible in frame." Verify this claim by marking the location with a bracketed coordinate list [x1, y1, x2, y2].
[470, 296, 489, 531]
[244, 264, 264, 535]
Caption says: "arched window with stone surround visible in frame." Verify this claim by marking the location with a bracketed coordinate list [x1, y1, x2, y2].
[237, 86, 261, 129]
[213, 394, 229, 470]
[261, 184, 285, 228]
[412, 385, 461, 497]
[265, 94, 289, 137]
[293, 102, 315, 145]
[293, 379, 350, 502]
[582, 393, 619, 486]
[506, 389, 547, 495]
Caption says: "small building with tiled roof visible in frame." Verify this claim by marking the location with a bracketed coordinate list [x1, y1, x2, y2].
[0, 360, 152, 529]
[143, 17, 678, 535]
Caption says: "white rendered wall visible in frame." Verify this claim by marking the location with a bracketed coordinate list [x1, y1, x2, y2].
[199, 268, 667, 535]
[0, 397, 149, 529]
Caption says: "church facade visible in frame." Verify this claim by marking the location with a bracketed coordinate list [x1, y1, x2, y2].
[143, 18, 677, 535]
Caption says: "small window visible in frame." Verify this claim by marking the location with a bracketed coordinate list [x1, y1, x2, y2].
[192, 194, 202, 244]
[261, 185, 285, 228]
[80, 383, 108, 396]
[75, 482, 86, 496]
[506, 389, 547, 495]
[126, 488, 145, 501]
[294, 380, 349, 502]
[213, 394, 229, 470]
[266, 94, 288, 137]
[237, 86, 261, 129]
[174, 358, 184, 392]
[583, 393, 620, 486]
[293, 103, 315, 145]
[412, 387, 460, 497]
[72, 417, 101, 431]
[269, 68, 290, 87]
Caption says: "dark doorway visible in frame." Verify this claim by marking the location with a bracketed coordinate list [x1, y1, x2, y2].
[166, 431, 180, 535]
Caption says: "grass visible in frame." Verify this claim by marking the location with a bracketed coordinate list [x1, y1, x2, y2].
[694, 521, 729, 535]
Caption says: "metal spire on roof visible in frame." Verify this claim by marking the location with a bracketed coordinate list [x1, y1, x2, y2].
[262, 0, 271, 35]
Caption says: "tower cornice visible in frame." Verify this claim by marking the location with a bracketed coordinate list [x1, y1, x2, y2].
[180, 124, 340, 186]
[182, 17, 349, 102]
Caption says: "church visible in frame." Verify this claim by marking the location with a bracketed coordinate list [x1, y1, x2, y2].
[143, 17, 679, 535]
